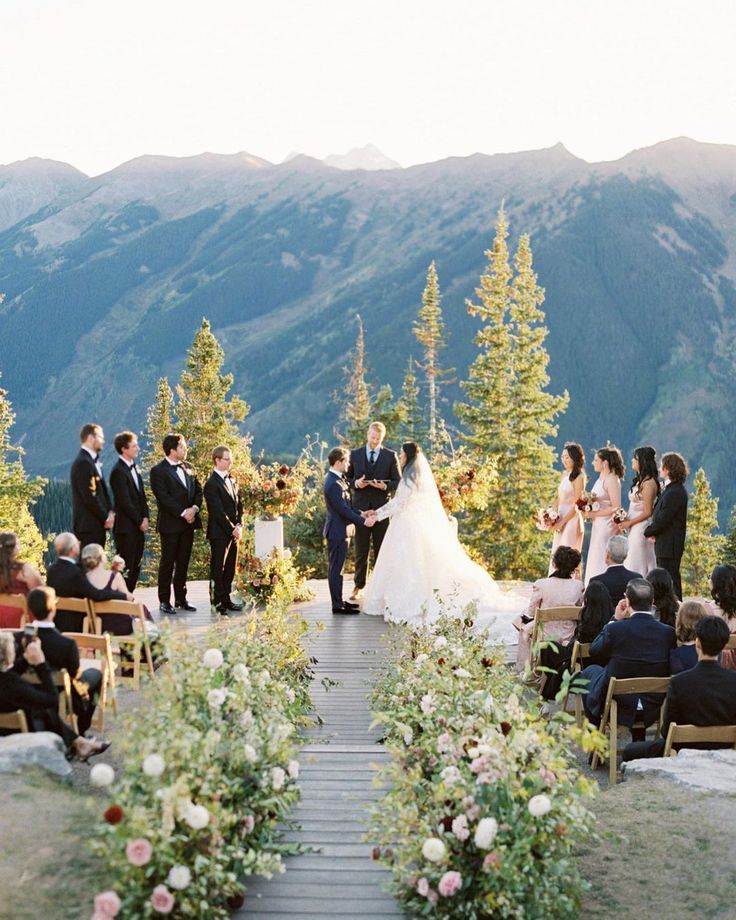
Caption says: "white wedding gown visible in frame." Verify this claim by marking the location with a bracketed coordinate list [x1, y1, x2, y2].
[361, 454, 527, 643]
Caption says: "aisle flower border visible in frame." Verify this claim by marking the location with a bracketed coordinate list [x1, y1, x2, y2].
[368, 612, 606, 919]
[89, 597, 315, 919]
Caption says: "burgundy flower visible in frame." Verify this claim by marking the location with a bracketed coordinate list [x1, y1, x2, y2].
[500, 721, 513, 736]
[371, 846, 381, 861]
[226, 893, 245, 909]
[279, 464, 290, 476]
[437, 657, 445, 666]
[467, 469, 475, 480]
[103, 804, 124, 824]
[480, 657, 493, 669]
[439, 815, 453, 832]
[276, 479, 286, 490]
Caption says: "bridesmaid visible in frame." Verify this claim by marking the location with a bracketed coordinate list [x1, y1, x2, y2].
[584, 445, 624, 585]
[619, 446, 659, 575]
[549, 442, 586, 573]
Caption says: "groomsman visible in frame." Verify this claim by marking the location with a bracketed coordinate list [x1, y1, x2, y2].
[109, 431, 149, 593]
[204, 445, 244, 616]
[149, 434, 202, 614]
[644, 452, 689, 599]
[347, 422, 400, 601]
[70, 423, 114, 550]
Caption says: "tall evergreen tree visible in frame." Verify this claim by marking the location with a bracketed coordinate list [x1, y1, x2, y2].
[0, 378, 46, 569]
[140, 377, 174, 584]
[682, 468, 726, 595]
[724, 505, 736, 567]
[456, 210, 568, 578]
[414, 262, 453, 455]
[396, 356, 425, 444]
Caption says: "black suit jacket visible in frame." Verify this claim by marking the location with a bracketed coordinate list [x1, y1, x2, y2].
[204, 471, 243, 541]
[644, 482, 688, 559]
[149, 460, 203, 534]
[662, 661, 736, 748]
[70, 448, 112, 536]
[46, 559, 127, 603]
[347, 447, 401, 512]
[323, 473, 365, 541]
[589, 611, 676, 724]
[589, 565, 642, 608]
[110, 458, 149, 535]
[0, 662, 58, 714]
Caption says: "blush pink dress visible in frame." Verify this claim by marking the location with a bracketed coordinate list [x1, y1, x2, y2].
[549, 474, 584, 573]
[584, 476, 615, 585]
[624, 486, 656, 575]
[514, 576, 585, 672]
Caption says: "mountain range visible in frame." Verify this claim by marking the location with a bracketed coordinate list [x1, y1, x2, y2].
[1, 138, 735, 522]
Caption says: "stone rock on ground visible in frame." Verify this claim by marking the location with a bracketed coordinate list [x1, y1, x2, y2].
[623, 749, 736, 794]
[0, 731, 72, 780]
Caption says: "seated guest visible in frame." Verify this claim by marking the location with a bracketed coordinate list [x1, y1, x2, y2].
[706, 564, 736, 669]
[81, 544, 158, 638]
[580, 577, 676, 729]
[540, 580, 613, 701]
[46, 532, 131, 603]
[0, 631, 108, 760]
[514, 546, 584, 673]
[0, 532, 43, 627]
[624, 616, 736, 760]
[588, 535, 641, 608]
[670, 600, 708, 675]
[19, 587, 103, 735]
[646, 566, 680, 627]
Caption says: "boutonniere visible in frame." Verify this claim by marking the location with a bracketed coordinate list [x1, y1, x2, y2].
[90, 476, 97, 495]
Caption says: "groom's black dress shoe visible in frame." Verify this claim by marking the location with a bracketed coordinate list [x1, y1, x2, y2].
[175, 602, 197, 612]
[343, 601, 360, 610]
[159, 603, 176, 615]
[332, 605, 358, 614]
[225, 600, 244, 611]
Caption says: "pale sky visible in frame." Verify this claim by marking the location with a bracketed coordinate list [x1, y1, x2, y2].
[1, 0, 735, 176]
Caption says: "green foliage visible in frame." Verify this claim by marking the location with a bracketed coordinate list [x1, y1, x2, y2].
[456, 210, 568, 579]
[414, 262, 454, 455]
[236, 547, 314, 605]
[724, 505, 736, 567]
[283, 438, 330, 578]
[396, 356, 426, 445]
[0, 378, 46, 568]
[682, 468, 726, 595]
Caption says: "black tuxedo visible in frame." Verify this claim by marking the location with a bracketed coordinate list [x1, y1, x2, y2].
[347, 446, 400, 590]
[46, 558, 127, 631]
[110, 458, 150, 592]
[644, 482, 688, 598]
[204, 471, 244, 611]
[323, 471, 366, 609]
[624, 660, 736, 760]
[0, 661, 76, 748]
[589, 564, 642, 608]
[149, 459, 203, 605]
[70, 448, 112, 549]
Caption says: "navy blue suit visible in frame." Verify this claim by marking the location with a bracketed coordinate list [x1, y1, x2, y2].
[589, 564, 642, 608]
[323, 471, 365, 609]
[581, 611, 676, 726]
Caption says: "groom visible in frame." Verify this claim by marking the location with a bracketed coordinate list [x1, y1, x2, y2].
[323, 446, 375, 614]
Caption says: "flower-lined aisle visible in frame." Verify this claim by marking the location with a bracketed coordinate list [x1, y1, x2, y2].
[369, 614, 605, 919]
[87, 598, 315, 919]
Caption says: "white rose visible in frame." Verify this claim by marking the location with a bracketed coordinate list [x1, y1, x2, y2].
[466, 746, 480, 759]
[208, 688, 227, 708]
[240, 709, 254, 727]
[142, 753, 165, 777]
[167, 865, 191, 890]
[415, 653, 428, 664]
[185, 804, 210, 830]
[433, 636, 448, 650]
[422, 837, 446, 863]
[288, 760, 300, 779]
[203, 648, 224, 669]
[528, 794, 552, 817]
[440, 765, 461, 785]
[244, 744, 257, 762]
[232, 663, 250, 681]
[90, 763, 115, 787]
[402, 728, 413, 745]
[271, 766, 286, 790]
[285, 688, 296, 703]
[454, 668, 472, 678]
[420, 694, 435, 715]
[474, 817, 499, 849]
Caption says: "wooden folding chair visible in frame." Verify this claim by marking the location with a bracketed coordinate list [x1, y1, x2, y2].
[0, 710, 29, 733]
[726, 635, 736, 651]
[54, 597, 92, 634]
[91, 600, 155, 689]
[592, 675, 670, 784]
[562, 640, 591, 725]
[663, 723, 736, 756]
[23, 667, 78, 733]
[0, 593, 28, 629]
[66, 632, 117, 730]
[530, 606, 582, 675]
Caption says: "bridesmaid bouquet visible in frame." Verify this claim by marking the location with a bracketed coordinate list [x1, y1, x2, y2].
[612, 507, 628, 524]
[576, 491, 600, 513]
[533, 506, 560, 531]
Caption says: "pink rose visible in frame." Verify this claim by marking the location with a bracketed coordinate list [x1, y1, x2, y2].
[427, 890, 439, 905]
[466, 804, 481, 822]
[125, 838, 152, 867]
[470, 755, 489, 774]
[540, 767, 556, 786]
[93, 890, 121, 917]
[416, 877, 429, 896]
[150, 885, 175, 914]
[243, 814, 255, 834]
[451, 815, 470, 841]
[438, 870, 463, 897]
[483, 851, 500, 870]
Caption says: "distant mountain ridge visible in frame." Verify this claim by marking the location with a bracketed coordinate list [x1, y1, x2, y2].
[1, 137, 736, 520]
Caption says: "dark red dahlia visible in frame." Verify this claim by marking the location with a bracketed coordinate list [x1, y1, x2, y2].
[103, 804, 124, 824]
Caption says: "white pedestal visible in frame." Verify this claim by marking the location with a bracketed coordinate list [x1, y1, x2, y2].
[255, 517, 284, 560]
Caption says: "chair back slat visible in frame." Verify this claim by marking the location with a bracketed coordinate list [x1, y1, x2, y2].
[54, 597, 92, 634]
[0, 710, 29, 732]
[726, 635, 736, 651]
[0, 593, 29, 629]
[611, 676, 670, 696]
[536, 606, 583, 625]
[663, 722, 736, 755]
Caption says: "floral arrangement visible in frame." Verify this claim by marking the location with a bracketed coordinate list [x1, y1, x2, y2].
[368, 613, 604, 919]
[611, 507, 628, 524]
[236, 548, 315, 605]
[88, 599, 315, 919]
[432, 451, 497, 516]
[575, 491, 600, 514]
[239, 461, 304, 520]
[533, 506, 560, 532]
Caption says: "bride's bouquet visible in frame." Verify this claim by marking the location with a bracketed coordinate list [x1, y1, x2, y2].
[611, 506, 628, 524]
[576, 491, 600, 514]
[533, 506, 560, 532]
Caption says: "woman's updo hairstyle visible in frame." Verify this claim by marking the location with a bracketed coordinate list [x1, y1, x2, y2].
[596, 445, 625, 479]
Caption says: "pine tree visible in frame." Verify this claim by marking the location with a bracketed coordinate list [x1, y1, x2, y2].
[456, 210, 568, 578]
[140, 377, 174, 584]
[396, 356, 425, 443]
[724, 505, 736, 567]
[682, 468, 727, 595]
[414, 262, 453, 455]
[0, 378, 46, 569]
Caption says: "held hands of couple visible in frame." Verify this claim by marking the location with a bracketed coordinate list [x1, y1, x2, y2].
[361, 510, 378, 528]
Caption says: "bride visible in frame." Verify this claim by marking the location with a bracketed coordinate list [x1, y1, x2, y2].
[361, 442, 527, 643]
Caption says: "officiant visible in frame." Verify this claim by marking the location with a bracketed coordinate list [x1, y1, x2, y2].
[347, 422, 401, 601]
